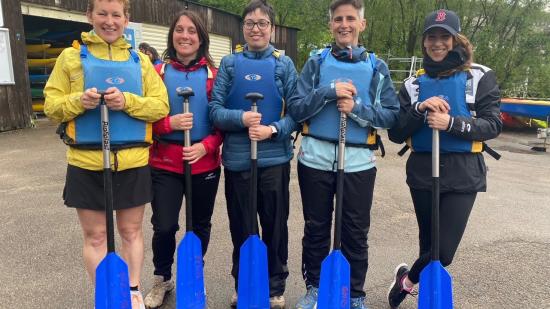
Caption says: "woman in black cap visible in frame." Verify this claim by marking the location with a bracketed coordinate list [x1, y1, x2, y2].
[386, 9, 502, 308]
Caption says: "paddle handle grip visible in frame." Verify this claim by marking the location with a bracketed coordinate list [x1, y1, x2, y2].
[333, 112, 347, 250]
[178, 88, 194, 231]
[183, 95, 193, 231]
[99, 92, 115, 253]
[245, 92, 263, 235]
[250, 103, 258, 159]
[431, 129, 440, 261]
[249, 159, 258, 235]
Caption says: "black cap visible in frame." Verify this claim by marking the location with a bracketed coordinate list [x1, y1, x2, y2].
[423, 9, 461, 35]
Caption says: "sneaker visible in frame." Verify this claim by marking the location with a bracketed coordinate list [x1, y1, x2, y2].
[350, 296, 368, 309]
[143, 275, 175, 308]
[387, 263, 416, 308]
[230, 293, 238, 307]
[131, 290, 146, 309]
[295, 286, 318, 309]
[270, 295, 285, 309]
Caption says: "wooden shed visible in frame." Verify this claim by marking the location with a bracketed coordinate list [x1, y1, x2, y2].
[0, 0, 299, 132]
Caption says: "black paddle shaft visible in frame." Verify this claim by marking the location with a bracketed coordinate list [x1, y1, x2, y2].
[245, 92, 264, 236]
[99, 92, 116, 253]
[177, 87, 195, 232]
[431, 129, 440, 260]
[333, 112, 347, 250]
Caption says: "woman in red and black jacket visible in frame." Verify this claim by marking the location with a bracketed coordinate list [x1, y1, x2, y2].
[145, 10, 222, 308]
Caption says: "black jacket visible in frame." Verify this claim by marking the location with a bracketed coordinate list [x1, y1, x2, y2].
[388, 64, 502, 192]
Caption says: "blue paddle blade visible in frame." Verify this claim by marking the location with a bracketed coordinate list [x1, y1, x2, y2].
[176, 232, 206, 309]
[237, 235, 269, 309]
[318, 250, 350, 309]
[418, 261, 453, 309]
[95, 252, 131, 309]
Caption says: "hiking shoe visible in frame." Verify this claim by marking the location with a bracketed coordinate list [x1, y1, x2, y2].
[295, 286, 318, 309]
[131, 290, 146, 309]
[230, 292, 238, 307]
[143, 275, 174, 308]
[387, 263, 415, 308]
[270, 295, 285, 309]
[350, 296, 368, 309]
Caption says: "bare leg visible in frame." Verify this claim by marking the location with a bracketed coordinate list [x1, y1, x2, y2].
[77, 209, 107, 283]
[116, 205, 145, 288]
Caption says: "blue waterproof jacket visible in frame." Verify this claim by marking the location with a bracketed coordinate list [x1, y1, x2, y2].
[209, 44, 298, 171]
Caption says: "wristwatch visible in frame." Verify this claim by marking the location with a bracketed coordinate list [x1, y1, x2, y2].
[269, 125, 278, 139]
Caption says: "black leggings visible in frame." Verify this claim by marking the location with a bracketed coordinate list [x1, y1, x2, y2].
[407, 189, 477, 283]
[150, 167, 221, 280]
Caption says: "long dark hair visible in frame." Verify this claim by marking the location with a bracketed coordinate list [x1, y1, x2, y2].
[163, 10, 215, 68]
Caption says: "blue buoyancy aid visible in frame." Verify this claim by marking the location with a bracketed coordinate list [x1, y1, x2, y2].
[303, 50, 377, 146]
[411, 71, 482, 153]
[162, 64, 211, 143]
[66, 45, 150, 148]
[226, 52, 283, 125]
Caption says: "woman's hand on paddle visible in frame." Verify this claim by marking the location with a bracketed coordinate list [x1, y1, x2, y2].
[242, 111, 262, 127]
[418, 96, 450, 113]
[427, 112, 451, 130]
[183, 143, 207, 164]
[170, 113, 193, 131]
[337, 98, 355, 114]
[249, 125, 271, 141]
[80, 88, 101, 110]
[103, 87, 126, 111]
[335, 81, 356, 99]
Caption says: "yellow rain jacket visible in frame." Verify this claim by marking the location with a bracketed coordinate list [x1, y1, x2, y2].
[44, 32, 169, 171]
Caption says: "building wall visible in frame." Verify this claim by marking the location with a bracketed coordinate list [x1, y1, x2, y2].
[0, 0, 32, 131]
[1, 0, 298, 131]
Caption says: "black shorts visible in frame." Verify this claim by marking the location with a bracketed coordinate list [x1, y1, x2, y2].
[63, 164, 152, 210]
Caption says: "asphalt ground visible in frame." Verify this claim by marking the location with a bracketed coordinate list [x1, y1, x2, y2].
[0, 117, 549, 309]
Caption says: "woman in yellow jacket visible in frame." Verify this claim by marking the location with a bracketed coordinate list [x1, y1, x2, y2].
[44, 0, 169, 307]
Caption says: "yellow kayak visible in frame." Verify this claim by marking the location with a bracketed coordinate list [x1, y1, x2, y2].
[45, 47, 66, 56]
[26, 44, 51, 53]
[32, 99, 44, 112]
[27, 58, 57, 68]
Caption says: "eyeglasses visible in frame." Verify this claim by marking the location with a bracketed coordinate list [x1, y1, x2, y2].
[243, 19, 271, 30]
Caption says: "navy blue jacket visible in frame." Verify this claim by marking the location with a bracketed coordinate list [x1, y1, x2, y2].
[209, 44, 298, 171]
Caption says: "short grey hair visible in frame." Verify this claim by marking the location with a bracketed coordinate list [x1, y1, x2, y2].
[328, 0, 365, 20]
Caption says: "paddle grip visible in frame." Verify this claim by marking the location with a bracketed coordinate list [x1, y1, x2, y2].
[333, 112, 347, 250]
[99, 91, 115, 253]
[245, 92, 263, 235]
[178, 87, 195, 232]
[431, 129, 440, 261]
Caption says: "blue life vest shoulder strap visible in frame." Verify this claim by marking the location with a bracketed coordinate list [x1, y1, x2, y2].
[80, 44, 140, 63]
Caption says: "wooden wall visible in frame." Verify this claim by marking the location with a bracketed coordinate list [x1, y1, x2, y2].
[21, 0, 299, 62]
[0, 0, 32, 131]
[0, 0, 298, 131]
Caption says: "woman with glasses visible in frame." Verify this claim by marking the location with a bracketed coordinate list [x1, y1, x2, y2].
[209, 0, 298, 307]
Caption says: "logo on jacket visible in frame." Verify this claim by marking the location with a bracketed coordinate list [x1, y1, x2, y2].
[244, 74, 262, 81]
[105, 77, 125, 85]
